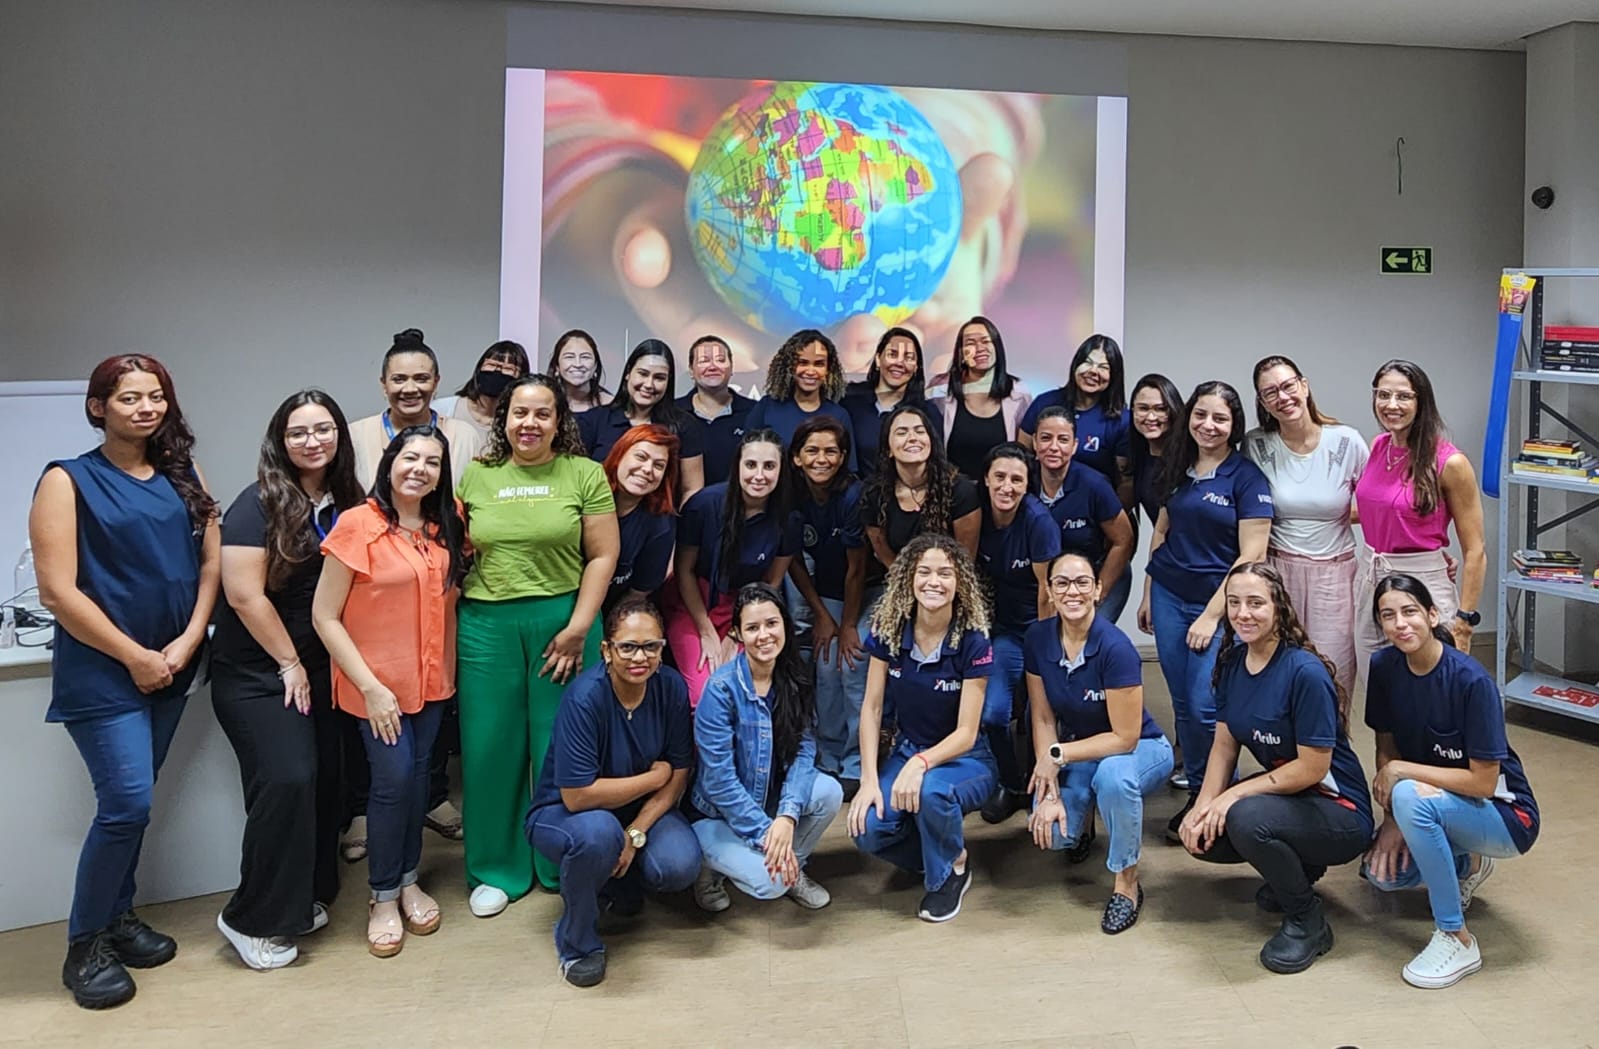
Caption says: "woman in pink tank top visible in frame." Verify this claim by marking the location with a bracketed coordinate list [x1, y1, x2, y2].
[1353, 360, 1487, 680]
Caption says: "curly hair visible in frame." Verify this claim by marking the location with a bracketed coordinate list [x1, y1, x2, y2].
[765, 329, 846, 403]
[477, 373, 586, 465]
[870, 533, 991, 647]
[865, 403, 958, 535]
[1211, 561, 1349, 728]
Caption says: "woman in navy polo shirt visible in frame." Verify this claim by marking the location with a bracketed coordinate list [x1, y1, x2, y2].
[1024, 552, 1173, 934]
[577, 339, 705, 501]
[841, 327, 927, 471]
[973, 443, 1060, 825]
[1032, 406, 1135, 621]
[1138, 381, 1273, 836]
[1019, 333, 1132, 503]
[667, 428, 799, 704]
[1179, 563, 1372, 975]
[848, 533, 997, 923]
[600, 424, 680, 611]
[1361, 574, 1539, 989]
[745, 329, 856, 473]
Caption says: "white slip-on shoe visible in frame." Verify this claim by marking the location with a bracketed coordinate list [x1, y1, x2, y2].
[469, 884, 510, 918]
[692, 867, 731, 913]
[299, 902, 329, 936]
[786, 870, 831, 910]
[1459, 855, 1496, 912]
[1402, 928, 1483, 989]
[217, 913, 297, 971]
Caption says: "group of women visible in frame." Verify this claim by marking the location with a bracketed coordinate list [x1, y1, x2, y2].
[29, 319, 1536, 1006]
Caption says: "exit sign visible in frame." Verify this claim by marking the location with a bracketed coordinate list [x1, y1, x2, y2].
[1381, 247, 1432, 274]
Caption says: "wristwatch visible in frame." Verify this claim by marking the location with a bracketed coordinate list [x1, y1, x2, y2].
[1048, 742, 1067, 767]
[1456, 609, 1481, 627]
[626, 826, 648, 849]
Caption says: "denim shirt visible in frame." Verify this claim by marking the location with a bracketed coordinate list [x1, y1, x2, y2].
[691, 652, 819, 847]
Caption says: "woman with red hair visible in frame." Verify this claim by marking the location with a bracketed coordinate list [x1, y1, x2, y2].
[602, 424, 681, 611]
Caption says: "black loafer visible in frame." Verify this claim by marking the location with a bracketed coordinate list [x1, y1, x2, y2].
[1100, 886, 1144, 935]
[106, 911, 177, 969]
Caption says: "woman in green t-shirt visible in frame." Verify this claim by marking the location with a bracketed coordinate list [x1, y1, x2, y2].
[455, 374, 620, 916]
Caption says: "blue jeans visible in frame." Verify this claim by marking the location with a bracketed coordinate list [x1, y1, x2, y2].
[1099, 564, 1133, 624]
[528, 806, 700, 964]
[982, 631, 1028, 793]
[359, 700, 444, 900]
[1362, 780, 1522, 931]
[853, 738, 997, 891]
[693, 775, 843, 899]
[1149, 581, 1222, 790]
[811, 595, 871, 779]
[1040, 736, 1174, 872]
[63, 696, 188, 942]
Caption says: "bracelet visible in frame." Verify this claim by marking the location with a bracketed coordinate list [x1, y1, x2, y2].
[914, 753, 930, 772]
[275, 658, 302, 678]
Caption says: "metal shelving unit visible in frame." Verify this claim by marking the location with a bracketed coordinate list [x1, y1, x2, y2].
[1495, 267, 1599, 725]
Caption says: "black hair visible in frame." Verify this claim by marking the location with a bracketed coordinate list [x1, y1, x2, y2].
[1370, 573, 1456, 646]
[979, 441, 1037, 504]
[948, 315, 1016, 401]
[382, 328, 439, 377]
[1128, 372, 1184, 511]
[257, 388, 365, 590]
[865, 403, 960, 535]
[789, 415, 853, 499]
[478, 374, 587, 465]
[1372, 359, 1449, 516]
[766, 329, 846, 403]
[611, 338, 689, 428]
[604, 594, 666, 639]
[368, 424, 468, 590]
[716, 428, 792, 594]
[851, 326, 927, 402]
[1157, 380, 1248, 501]
[730, 582, 815, 776]
[552, 329, 606, 406]
[1067, 334, 1127, 415]
[453, 341, 531, 399]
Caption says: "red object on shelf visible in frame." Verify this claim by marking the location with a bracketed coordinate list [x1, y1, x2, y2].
[1530, 683, 1599, 708]
[1544, 325, 1599, 341]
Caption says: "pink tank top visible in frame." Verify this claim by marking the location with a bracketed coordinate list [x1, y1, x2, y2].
[1354, 434, 1457, 553]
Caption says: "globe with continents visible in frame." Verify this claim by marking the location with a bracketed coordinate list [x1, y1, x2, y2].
[685, 81, 963, 334]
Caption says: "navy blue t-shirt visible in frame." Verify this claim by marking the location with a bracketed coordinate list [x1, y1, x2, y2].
[841, 388, 925, 475]
[1023, 615, 1163, 742]
[529, 664, 695, 825]
[577, 405, 705, 468]
[1215, 643, 1372, 828]
[680, 482, 801, 603]
[1041, 463, 1124, 569]
[1132, 451, 1165, 526]
[744, 397, 857, 474]
[1146, 453, 1274, 605]
[794, 479, 864, 602]
[865, 622, 993, 749]
[1020, 391, 1130, 484]
[676, 391, 755, 485]
[978, 494, 1061, 635]
[1366, 645, 1539, 853]
[609, 505, 675, 606]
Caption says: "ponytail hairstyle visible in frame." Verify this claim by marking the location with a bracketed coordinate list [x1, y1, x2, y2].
[730, 582, 815, 775]
[1371, 572, 1456, 647]
[256, 389, 364, 590]
[979, 440, 1038, 508]
[382, 328, 440, 377]
[1372, 359, 1447, 516]
[1211, 562, 1349, 728]
[368, 425, 469, 590]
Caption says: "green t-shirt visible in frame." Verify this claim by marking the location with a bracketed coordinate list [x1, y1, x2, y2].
[457, 455, 616, 601]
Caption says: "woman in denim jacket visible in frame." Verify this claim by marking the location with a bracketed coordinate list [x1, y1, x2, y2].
[689, 583, 843, 911]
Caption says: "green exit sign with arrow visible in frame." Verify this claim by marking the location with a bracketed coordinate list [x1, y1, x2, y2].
[1381, 247, 1432, 274]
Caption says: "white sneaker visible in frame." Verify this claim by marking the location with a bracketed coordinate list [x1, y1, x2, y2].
[217, 913, 297, 971]
[1459, 855, 1496, 912]
[299, 902, 329, 936]
[1402, 928, 1483, 989]
[692, 867, 731, 913]
[786, 870, 831, 910]
[469, 884, 509, 918]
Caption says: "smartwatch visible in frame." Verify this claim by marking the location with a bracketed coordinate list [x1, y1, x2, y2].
[1455, 608, 1481, 627]
[626, 826, 648, 849]
[1048, 743, 1066, 766]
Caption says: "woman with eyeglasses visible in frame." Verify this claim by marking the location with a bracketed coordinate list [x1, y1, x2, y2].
[577, 338, 705, 502]
[926, 316, 1033, 480]
[432, 340, 530, 435]
[1245, 356, 1368, 700]
[841, 327, 927, 471]
[1019, 334, 1132, 502]
[1353, 360, 1486, 678]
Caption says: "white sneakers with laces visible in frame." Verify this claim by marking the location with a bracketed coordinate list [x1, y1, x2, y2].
[217, 913, 297, 971]
[1403, 928, 1483, 989]
[1459, 855, 1496, 912]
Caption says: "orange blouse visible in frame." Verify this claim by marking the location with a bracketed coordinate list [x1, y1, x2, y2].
[320, 500, 454, 718]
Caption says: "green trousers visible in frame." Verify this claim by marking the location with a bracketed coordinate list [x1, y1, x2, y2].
[457, 593, 601, 895]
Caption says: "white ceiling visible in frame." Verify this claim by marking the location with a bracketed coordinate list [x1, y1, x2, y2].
[548, 0, 1596, 50]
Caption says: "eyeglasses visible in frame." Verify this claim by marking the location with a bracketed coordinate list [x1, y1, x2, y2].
[1132, 404, 1169, 417]
[612, 639, 667, 659]
[1373, 389, 1417, 405]
[1258, 376, 1304, 403]
[1049, 576, 1097, 593]
[285, 423, 339, 447]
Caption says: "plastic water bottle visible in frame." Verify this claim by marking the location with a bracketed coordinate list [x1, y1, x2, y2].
[14, 544, 38, 612]
[0, 606, 14, 649]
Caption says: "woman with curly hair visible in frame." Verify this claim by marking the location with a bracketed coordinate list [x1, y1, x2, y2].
[1177, 562, 1372, 975]
[847, 533, 997, 923]
[860, 403, 982, 576]
[745, 329, 857, 474]
[601, 423, 680, 611]
[454, 374, 620, 915]
[577, 338, 705, 501]
[925, 316, 1032, 479]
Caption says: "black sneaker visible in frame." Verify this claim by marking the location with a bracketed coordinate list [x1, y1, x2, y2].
[1064, 818, 1097, 864]
[1165, 795, 1196, 844]
[1100, 886, 1144, 935]
[979, 787, 1024, 825]
[62, 933, 136, 1010]
[106, 910, 177, 969]
[562, 950, 607, 988]
[917, 867, 973, 923]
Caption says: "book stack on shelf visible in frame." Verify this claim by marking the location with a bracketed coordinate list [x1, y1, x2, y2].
[1541, 325, 1599, 373]
[1512, 549, 1587, 586]
[1511, 438, 1599, 483]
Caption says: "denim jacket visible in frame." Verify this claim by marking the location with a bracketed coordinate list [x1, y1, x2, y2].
[690, 653, 819, 848]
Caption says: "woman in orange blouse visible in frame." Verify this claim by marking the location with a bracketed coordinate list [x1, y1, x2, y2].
[313, 425, 467, 958]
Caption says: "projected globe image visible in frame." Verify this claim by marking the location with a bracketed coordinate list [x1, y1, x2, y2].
[686, 81, 964, 335]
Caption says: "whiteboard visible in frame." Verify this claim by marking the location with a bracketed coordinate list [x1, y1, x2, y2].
[0, 381, 98, 597]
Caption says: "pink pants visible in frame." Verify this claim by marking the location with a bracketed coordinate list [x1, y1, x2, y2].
[664, 576, 736, 706]
[1352, 547, 1458, 691]
[1269, 549, 1358, 702]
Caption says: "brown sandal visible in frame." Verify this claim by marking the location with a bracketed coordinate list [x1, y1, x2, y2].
[401, 888, 441, 936]
[367, 902, 404, 958]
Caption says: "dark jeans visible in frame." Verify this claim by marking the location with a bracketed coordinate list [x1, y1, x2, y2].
[212, 666, 342, 936]
[62, 696, 188, 942]
[359, 700, 444, 899]
[1191, 791, 1372, 917]
[1099, 563, 1133, 624]
[342, 697, 456, 822]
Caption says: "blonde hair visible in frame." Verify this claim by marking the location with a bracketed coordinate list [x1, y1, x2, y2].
[870, 533, 991, 646]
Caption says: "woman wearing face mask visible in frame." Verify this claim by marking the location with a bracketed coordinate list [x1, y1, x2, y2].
[842, 327, 927, 471]
[602, 424, 680, 611]
[677, 334, 755, 486]
[552, 329, 612, 413]
[1032, 407, 1135, 622]
[689, 583, 841, 912]
[973, 443, 1060, 826]
[667, 428, 799, 704]
[848, 534, 996, 923]
[1245, 355, 1368, 699]
[348, 329, 483, 488]
[1020, 334, 1132, 502]
[860, 403, 982, 575]
[1353, 360, 1487, 678]
[433, 341, 530, 435]
[745, 329, 857, 474]
[1361, 574, 1539, 989]
[1139, 382, 1274, 839]
[926, 316, 1032, 480]
[577, 339, 705, 501]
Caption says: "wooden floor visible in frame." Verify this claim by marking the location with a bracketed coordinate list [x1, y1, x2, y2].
[4, 673, 1598, 1049]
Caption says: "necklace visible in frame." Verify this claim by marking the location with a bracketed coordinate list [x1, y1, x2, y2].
[1385, 438, 1409, 473]
[897, 481, 929, 508]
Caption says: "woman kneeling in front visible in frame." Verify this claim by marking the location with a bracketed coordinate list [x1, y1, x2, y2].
[525, 598, 700, 987]
[848, 533, 997, 923]
[1024, 553, 1174, 934]
[690, 583, 842, 912]
[1362, 573, 1539, 989]
[1179, 562, 1373, 974]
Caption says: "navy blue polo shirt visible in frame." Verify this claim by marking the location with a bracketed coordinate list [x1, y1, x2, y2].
[1020, 390, 1130, 484]
[794, 479, 864, 602]
[744, 397, 857, 474]
[609, 505, 675, 606]
[1366, 645, 1539, 853]
[865, 622, 993, 748]
[676, 391, 755, 485]
[577, 405, 705, 467]
[1023, 615, 1162, 741]
[1215, 643, 1372, 827]
[842, 388, 926, 475]
[1041, 462, 1124, 568]
[680, 482, 801, 603]
[529, 664, 694, 824]
[1146, 453, 1274, 605]
[977, 494, 1060, 635]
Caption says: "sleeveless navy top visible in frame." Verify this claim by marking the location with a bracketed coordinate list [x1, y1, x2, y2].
[45, 449, 204, 722]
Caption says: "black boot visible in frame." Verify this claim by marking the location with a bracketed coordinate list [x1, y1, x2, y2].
[62, 933, 136, 1010]
[1165, 794, 1196, 844]
[106, 910, 178, 968]
[1259, 896, 1334, 974]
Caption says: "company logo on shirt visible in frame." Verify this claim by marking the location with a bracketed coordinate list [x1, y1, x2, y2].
[497, 484, 553, 499]
[1433, 741, 1464, 760]
[1202, 492, 1232, 508]
[1082, 436, 1101, 452]
[1061, 517, 1088, 530]
[1082, 688, 1106, 704]
[803, 524, 819, 547]
[1010, 557, 1030, 570]
[934, 678, 961, 692]
[1257, 493, 1275, 506]
[888, 665, 903, 679]
[972, 651, 993, 667]
[1252, 728, 1282, 746]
